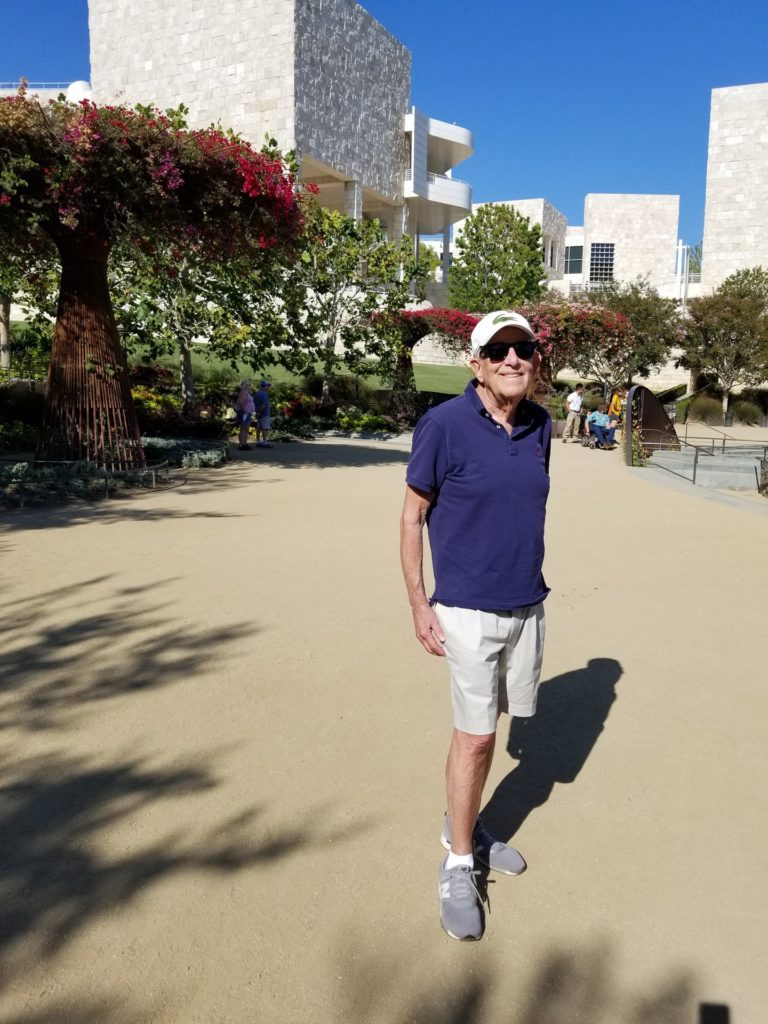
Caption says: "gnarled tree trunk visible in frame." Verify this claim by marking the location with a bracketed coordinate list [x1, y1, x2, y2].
[40, 233, 144, 468]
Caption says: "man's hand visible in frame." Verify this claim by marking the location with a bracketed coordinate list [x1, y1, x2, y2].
[412, 602, 446, 657]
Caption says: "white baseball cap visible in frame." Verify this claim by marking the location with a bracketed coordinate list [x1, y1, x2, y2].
[469, 310, 537, 356]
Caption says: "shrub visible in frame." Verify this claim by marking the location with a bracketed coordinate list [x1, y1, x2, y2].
[732, 400, 762, 425]
[0, 419, 37, 452]
[0, 385, 45, 426]
[581, 392, 605, 413]
[141, 437, 227, 467]
[689, 396, 724, 424]
[335, 406, 395, 433]
[301, 372, 374, 410]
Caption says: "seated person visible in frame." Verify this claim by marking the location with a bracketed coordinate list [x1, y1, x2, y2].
[586, 404, 616, 449]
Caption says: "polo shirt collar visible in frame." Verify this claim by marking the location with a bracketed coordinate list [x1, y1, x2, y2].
[463, 380, 536, 428]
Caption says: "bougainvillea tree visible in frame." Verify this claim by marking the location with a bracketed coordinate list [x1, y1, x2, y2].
[522, 301, 635, 394]
[0, 91, 304, 466]
[373, 307, 479, 411]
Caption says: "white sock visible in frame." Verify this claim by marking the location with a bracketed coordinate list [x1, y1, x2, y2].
[445, 851, 474, 870]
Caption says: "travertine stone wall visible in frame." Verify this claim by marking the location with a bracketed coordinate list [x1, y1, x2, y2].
[294, 0, 410, 202]
[701, 83, 768, 289]
[583, 194, 679, 287]
[89, 0, 297, 154]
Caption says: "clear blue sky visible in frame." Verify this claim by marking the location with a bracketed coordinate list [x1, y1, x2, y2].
[3, 0, 767, 244]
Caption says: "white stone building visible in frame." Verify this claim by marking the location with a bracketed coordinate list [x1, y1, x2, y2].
[701, 82, 768, 290]
[2, 0, 473, 268]
[87, 0, 472, 261]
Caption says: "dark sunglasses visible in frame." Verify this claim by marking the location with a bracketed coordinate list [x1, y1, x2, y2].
[480, 339, 538, 362]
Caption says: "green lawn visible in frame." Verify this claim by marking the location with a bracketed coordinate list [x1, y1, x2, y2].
[135, 347, 472, 396]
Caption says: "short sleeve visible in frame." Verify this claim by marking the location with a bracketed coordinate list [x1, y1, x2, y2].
[406, 414, 448, 494]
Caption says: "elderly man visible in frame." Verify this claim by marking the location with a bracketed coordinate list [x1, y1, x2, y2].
[400, 310, 551, 941]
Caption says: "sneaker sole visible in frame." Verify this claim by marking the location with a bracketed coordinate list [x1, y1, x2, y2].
[441, 922, 482, 941]
[440, 833, 526, 876]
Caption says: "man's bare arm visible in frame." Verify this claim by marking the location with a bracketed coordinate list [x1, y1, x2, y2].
[400, 485, 446, 657]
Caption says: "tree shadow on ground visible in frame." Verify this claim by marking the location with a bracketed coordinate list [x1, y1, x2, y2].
[3, 998, 153, 1024]
[0, 575, 254, 732]
[0, 750, 372, 992]
[335, 936, 723, 1024]
[482, 658, 623, 843]
[230, 438, 411, 470]
[0, 440, 410, 532]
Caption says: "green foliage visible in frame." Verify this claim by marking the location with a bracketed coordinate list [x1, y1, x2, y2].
[0, 418, 37, 451]
[717, 266, 768, 304]
[630, 426, 648, 467]
[448, 204, 545, 310]
[678, 288, 768, 411]
[581, 278, 680, 381]
[580, 392, 604, 413]
[688, 242, 703, 275]
[274, 204, 422, 397]
[732, 400, 762, 425]
[141, 437, 227, 467]
[0, 459, 157, 507]
[689, 395, 724, 424]
[334, 406, 395, 433]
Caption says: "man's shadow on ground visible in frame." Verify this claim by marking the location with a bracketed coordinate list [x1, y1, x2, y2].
[481, 657, 623, 843]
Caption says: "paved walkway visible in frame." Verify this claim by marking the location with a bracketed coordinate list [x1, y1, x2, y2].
[1, 436, 766, 1023]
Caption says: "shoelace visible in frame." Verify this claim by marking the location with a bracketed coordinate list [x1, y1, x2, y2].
[446, 866, 482, 902]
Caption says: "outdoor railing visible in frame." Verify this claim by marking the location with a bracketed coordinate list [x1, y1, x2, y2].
[403, 169, 470, 188]
[0, 81, 72, 89]
[641, 427, 768, 488]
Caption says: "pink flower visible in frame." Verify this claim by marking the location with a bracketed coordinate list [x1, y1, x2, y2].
[0, 194, 10, 205]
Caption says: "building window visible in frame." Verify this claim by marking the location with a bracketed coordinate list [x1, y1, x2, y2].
[564, 245, 583, 275]
[589, 242, 614, 282]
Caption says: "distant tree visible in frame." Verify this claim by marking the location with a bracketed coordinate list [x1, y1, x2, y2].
[581, 278, 680, 384]
[716, 265, 768, 306]
[448, 204, 545, 311]
[523, 300, 635, 395]
[275, 204, 419, 406]
[0, 242, 59, 373]
[688, 241, 703, 275]
[677, 289, 768, 419]
[0, 91, 304, 465]
[112, 239, 292, 415]
[373, 307, 478, 417]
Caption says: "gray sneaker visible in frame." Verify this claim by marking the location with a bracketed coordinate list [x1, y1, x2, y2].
[438, 857, 483, 941]
[441, 815, 527, 876]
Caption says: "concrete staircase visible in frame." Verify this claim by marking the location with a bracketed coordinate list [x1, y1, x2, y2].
[649, 445, 766, 490]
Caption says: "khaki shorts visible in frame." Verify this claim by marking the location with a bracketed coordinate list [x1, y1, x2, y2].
[433, 602, 546, 735]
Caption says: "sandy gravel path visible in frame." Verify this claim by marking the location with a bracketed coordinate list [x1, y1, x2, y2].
[1, 435, 766, 1024]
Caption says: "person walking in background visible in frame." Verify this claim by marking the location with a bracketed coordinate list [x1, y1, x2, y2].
[400, 310, 551, 942]
[235, 379, 255, 451]
[562, 383, 584, 442]
[254, 380, 273, 449]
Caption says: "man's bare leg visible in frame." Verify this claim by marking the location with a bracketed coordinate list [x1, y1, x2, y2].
[445, 728, 496, 854]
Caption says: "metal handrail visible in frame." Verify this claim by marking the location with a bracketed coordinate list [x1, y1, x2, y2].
[643, 428, 767, 488]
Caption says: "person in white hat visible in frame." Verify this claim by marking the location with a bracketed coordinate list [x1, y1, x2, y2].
[400, 310, 551, 941]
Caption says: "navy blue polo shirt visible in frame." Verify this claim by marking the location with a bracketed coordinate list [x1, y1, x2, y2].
[406, 381, 551, 611]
